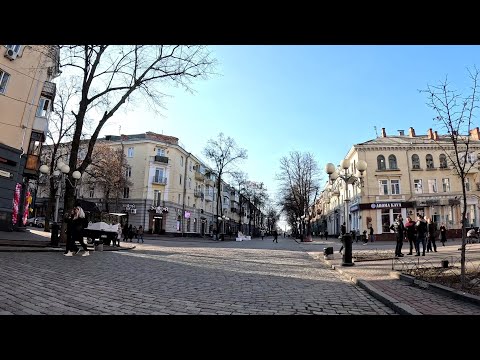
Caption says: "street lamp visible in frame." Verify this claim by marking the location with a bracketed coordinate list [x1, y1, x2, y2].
[39, 162, 81, 246]
[325, 159, 367, 266]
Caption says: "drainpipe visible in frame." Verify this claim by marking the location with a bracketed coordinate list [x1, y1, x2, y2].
[182, 152, 191, 237]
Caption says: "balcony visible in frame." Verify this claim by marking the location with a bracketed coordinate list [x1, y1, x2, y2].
[152, 176, 167, 185]
[154, 155, 169, 164]
[204, 192, 213, 202]
[205, 178, 215, 186]
[32, 116, 48, 136]
[194, 190, 204, 198]
[195, 171, 204, 181]
[41, 81, 56, 100]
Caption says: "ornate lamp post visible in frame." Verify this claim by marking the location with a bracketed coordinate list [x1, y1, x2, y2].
[39, 162, 81, 246]
[325, 159, 367, 266]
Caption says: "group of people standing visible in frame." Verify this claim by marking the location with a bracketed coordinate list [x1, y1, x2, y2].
[64, 206, 90, 257]
[121, 223, 144, 243]
[390, 214, 447, 257]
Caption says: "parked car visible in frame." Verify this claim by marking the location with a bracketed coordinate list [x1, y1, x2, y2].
[26, 217, 37, 227]
[34, 217, 45, 228]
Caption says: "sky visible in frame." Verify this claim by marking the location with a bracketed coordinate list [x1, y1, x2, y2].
[98, 45, 480, 227]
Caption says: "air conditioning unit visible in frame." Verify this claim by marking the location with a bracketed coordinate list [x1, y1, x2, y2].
[4, 49, 18, 60]
[130, 209, 137, 214]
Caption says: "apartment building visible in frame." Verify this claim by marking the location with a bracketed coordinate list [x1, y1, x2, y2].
[0, 45, 60, 230]
[36, 131, 263, 236]
[317, 127, 480, 241]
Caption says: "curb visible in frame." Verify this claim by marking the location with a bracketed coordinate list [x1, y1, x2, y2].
[322, 257, 420, 315]
[399, 273, 480, 307]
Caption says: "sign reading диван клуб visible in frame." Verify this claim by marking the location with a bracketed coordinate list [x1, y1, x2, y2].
[359, 202, 413, 210]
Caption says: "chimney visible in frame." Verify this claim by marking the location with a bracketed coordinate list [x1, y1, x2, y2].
[433, 131, 439, 141]
[397, 129, 405, 136]
[470, 127, 480, 141]
[408, 127, 416, 137]
[381, 128, 386, 137]
[427, 128, 434, 139]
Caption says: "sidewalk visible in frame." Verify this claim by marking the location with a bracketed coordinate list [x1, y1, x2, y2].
[300, 237, 480, 315]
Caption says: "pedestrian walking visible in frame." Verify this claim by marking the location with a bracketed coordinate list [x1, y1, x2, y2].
[339, 222, 346, 254]
[64, 208, 76, 255]
[390, 214, 405, 257]
[261, 229, 265, 240]
[128, 224, 134, 242]
[324, 229, 328, 240]
[116, 223, 122, 247]
[122, 223, 129, 242]
[132, 226, 138, 241]
[273, 229, 278, 243]
[439, 223, 447, 246]
[137, 225, 144, 243]
[64, 206, 89, 257]
[404, 216, 416, 255]
[368, 224, 375, 242]
[426, 217, 437, 252]
[415, 214, 427, 256]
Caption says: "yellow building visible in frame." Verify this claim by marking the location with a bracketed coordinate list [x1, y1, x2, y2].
[319, 127, 480, 241]
[0, 45, 60, 230]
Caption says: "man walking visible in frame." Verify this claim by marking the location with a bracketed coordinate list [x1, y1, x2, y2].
[273, 229, 278, 243]
[390, 215, 405, 257]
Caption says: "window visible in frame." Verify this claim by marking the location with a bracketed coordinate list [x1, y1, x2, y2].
[187, 218, 191, 232]
[179, 174, 182, 185]
[125, 167, 132, 178]
[190, 162, 193, 171]
[465, 177, 470, 191]
[388, 155, 397, 169]
[89, 188, 95, 198]
[5, 45, 21, 53]
[414, 179, 423, 194]
[188, 177, 191, 189]
[377, 155, 386, 170]
[427, 179, 437, 193]
[181, 156, 184, 167]
[153, 190, 161, 206]
[391, 179, 400, 194]
[194, 218, 197, 232]
[123, 187, 130, 198]
[439, 154, 448, 168]
[412, 154, 420, 169]
[426, 154, 434, 169]
[36, 97, 50, 117]
[0, 69, 10, 94]
[187, 196, 190, 206]
[156, 148, 165, 156]
[379, 180, 388, 195]
[154, 168, 164, 183]
[442, 178, 450, 192]
[127, 147, 134, 158]
[178, 194, 181, 204]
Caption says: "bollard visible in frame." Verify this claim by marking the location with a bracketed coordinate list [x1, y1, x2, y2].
[342, 233, 354, 266]
[323, 247, 334, 260]
[441, 260, 449, 268]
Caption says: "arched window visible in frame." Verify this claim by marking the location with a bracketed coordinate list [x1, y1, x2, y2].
[377, 155, 386, 170]
[388, 154, 397, 169]
[439, 154, 448, 168]
[426, 154, 434, 169]
[412, 154, 420, 169]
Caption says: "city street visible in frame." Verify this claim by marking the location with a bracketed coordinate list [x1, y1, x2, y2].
[0, 236, 395, 315]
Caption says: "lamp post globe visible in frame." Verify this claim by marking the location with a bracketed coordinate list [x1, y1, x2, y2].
[61, 164, 70, 174]
[39, 164, 50, 174]
[72, 171, 82, 180]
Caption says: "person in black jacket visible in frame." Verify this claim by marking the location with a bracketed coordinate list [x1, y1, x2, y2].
[339, 222, 346, 254]
[64, 206, 89, 257]
[404, 216, 416, 255]
[415, 214, 428, 256]
[390, 215, 405, 257]
[64, 208, 76, 255]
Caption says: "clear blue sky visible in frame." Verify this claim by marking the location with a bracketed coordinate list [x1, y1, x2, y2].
[101, 45, 480, 207]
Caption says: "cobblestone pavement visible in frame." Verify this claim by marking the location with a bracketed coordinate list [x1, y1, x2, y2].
[0, 237, 395, 315]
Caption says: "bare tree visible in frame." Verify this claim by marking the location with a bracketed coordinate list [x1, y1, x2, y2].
[203, 133, 247, 238]
[83, 143, 132, 212]
[231, 171, 249, 232]
[58, 45, 217, 214]
[41, 77, 78, 232]
[421, 66, 480, 288]
[276, 151, 321, 240]
[242, 181, 268, 236]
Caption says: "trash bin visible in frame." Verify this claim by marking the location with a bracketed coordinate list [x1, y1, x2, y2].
[50, 223, 59, 247]
[441, 260, 449, 268]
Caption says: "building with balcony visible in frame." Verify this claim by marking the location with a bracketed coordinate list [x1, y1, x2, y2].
[321, 127, 480, 241]
[0, 45, 60, 230]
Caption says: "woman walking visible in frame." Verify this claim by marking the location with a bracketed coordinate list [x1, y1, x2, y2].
[439, 223, 447, 246]
[64, 206, 89, 257]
